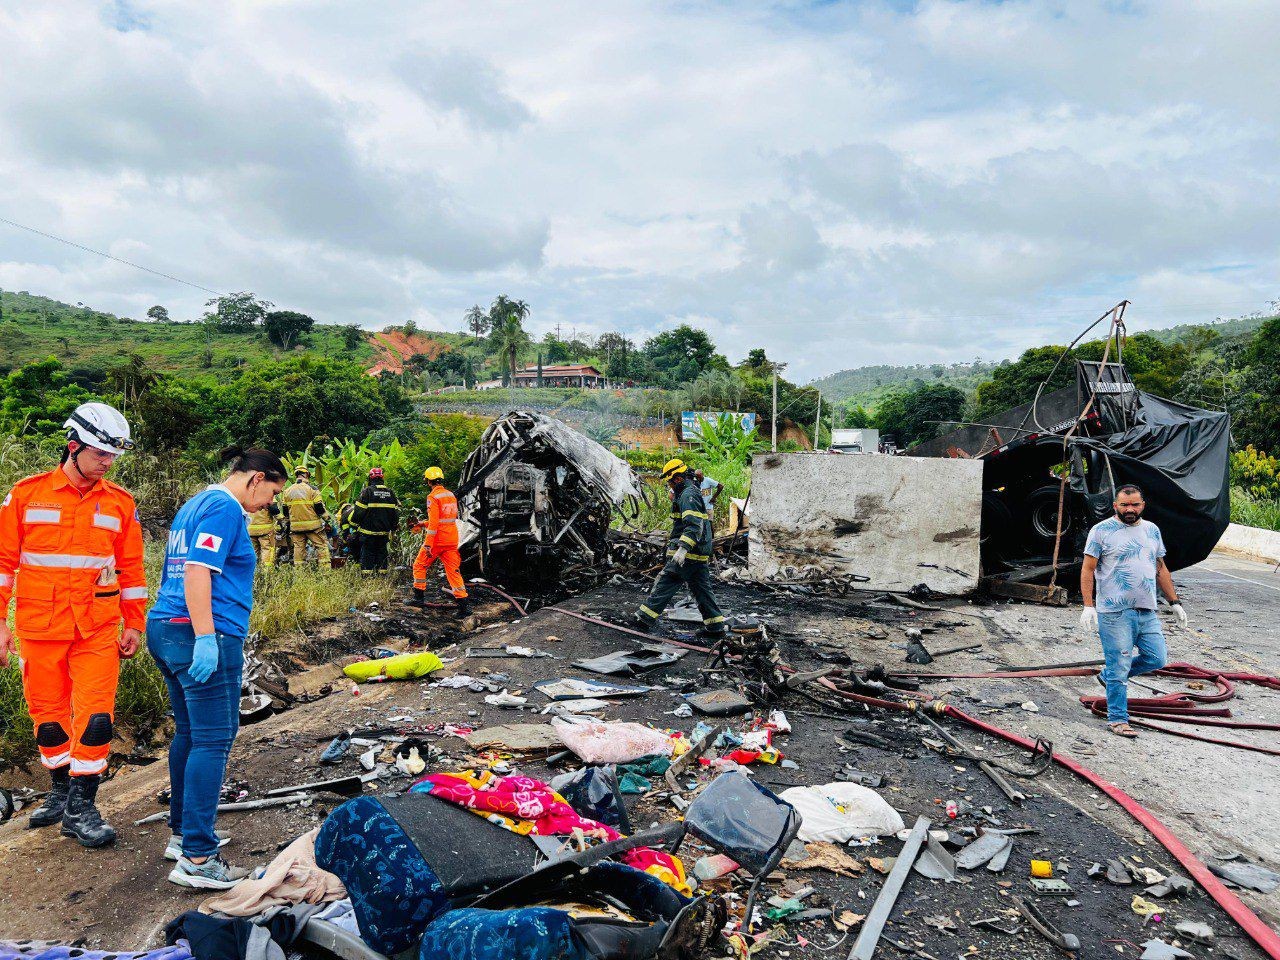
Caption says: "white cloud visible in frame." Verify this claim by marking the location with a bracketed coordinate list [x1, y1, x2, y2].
[0, 0, 1276, 381]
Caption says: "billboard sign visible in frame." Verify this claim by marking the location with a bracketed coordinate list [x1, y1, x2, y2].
[681, 411, 758, 439]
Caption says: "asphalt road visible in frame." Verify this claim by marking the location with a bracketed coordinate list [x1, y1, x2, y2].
[958, 550, 1280, 928]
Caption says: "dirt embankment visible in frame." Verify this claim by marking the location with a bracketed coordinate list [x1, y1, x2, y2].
[366, 330, 451, 375]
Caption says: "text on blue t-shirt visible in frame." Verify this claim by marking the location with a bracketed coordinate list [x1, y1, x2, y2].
[149, 485, 257, 638]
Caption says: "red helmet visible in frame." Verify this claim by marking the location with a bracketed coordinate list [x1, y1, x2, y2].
[369, 467, 384, 480]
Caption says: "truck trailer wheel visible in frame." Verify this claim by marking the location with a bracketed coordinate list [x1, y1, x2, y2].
[1025, 484, 1072, 547]
[980, 491, 1016, 570]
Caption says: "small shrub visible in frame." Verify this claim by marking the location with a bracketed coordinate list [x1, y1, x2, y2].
[1230, 445, 1280, 501]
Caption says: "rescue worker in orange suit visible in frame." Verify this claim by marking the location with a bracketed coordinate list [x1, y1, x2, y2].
[282, 467, 331, 569]
[0, 402, 148, 847]
[411, 467, 469, 617]
[246, 497, 280, 567]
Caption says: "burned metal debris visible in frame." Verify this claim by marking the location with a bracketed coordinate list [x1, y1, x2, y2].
[455, 411, 656, 585]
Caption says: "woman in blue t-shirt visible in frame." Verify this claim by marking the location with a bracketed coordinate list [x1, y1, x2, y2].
[147, 447, 288, 889]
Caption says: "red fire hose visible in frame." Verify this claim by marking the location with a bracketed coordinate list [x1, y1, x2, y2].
[812, 677, 1280, 959]
[541, 607, 1280, 959]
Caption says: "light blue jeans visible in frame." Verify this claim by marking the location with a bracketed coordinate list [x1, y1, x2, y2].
[1098, 609, 1168, 723]
[146, 617, 244, 858]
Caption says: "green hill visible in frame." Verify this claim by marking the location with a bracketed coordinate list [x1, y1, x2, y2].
[1138, 314, 1269, 345]
[0, 289, 376, 380]
[810, 361, 999, 408]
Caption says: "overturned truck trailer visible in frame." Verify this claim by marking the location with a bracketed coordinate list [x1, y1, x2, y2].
[454, 411, 651, 584]
[912, 361, 1232, 580]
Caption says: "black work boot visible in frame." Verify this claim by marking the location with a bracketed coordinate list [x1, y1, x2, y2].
[60, 774, 117, 848]
[409, 588, 426, 608]
[453, 596, 471, 619]
[28, 766, 71, 829]
[632, 614, 656, 635]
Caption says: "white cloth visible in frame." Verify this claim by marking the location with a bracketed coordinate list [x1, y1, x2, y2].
[779, 782, 905, 843]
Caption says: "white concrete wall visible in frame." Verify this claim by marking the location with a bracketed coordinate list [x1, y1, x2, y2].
[747, 452, 985, 594]
[1212, 522, 1280, 564]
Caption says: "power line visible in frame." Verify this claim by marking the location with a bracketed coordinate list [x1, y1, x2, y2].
[0, 215, 224, 296]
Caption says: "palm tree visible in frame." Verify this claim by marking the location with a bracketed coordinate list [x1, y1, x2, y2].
[490, 314, 532, 386]
[464, 305, 489, 340]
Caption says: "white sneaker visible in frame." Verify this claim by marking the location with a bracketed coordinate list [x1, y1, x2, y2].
[168, 854, 250, 890]
[164, 830, 230, 861]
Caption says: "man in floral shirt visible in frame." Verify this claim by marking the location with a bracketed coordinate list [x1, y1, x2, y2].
[1079, 484, 1187, 738]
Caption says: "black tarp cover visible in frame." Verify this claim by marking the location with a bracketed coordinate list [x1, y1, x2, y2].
[1070, 392, 1230, 572]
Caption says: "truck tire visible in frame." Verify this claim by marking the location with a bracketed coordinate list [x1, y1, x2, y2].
[1025, 484, 1072, 547]
[980, 491, 1016, 570]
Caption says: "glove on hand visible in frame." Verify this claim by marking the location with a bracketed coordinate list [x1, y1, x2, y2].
[1171, 603, 1188, 628]
[672, 545, 689, 566]
[1079, 607, 1099, 632]
[189, 633, 220, 684]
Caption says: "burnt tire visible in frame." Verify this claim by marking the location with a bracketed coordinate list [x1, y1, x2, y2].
[980, 491, 1016, 570]
[1025, 484, 1072, 546]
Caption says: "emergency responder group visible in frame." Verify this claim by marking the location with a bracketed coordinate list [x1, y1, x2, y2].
[0, 401, 475, 850]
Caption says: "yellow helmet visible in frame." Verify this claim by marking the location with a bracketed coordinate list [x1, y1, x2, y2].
[661, 458, 688, 480]
[424, 466, 444, 482]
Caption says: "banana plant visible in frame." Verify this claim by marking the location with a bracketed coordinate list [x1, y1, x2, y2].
[284, 439, 407, 504]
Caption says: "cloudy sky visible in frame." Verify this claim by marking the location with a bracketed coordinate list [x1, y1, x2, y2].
[0, 1, 1276, 381]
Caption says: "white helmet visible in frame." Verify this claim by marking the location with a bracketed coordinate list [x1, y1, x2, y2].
[64, 402, 134, 455]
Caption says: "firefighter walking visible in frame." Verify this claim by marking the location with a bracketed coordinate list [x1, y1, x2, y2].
[635, 459, 726, 639]
[282, 467, 331, 569]
[0, 402, 149, 847]
[411, 467, 469, 616]
[351, 467, 400, 574]
[246, 496, 280, 567]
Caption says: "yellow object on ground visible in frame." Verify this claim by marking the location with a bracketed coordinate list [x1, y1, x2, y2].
[1029, 859, 1053, 878]
[343, 650, 443, 681]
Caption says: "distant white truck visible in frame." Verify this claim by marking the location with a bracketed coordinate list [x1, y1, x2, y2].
[830, 428, 879, 454]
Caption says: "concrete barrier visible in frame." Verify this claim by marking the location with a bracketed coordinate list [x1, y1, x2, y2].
[747, 452, 984, 594]
[1212, 522, 1280, 564]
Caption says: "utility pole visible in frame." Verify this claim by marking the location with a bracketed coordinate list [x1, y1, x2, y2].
[813, 390, 822, 451]
[771, 366, 778, 452]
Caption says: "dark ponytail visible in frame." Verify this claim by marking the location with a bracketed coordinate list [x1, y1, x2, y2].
[220, 446, 288, 482]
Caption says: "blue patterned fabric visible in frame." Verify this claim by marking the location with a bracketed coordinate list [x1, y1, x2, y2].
[1084, 517, 1166, 611]
[418, 908, 584, 960]
[315, 796, 449, 955]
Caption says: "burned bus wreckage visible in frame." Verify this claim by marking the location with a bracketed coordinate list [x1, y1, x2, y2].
[914, 355, 1232, 586]
[452, 411, 661, 585]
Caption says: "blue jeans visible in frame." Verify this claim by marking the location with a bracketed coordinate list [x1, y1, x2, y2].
[1098, 609, 1168, 723]
[146, 617, 244, 858]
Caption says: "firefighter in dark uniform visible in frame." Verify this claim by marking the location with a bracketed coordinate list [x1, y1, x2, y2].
[635, 458, 726, 638]
[350, 467, 400, 574]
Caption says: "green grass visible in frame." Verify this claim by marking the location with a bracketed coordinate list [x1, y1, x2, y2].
[1230, 487, 1280, 532]
[1, 544, 397, 770]
[0, 290, 376, 378]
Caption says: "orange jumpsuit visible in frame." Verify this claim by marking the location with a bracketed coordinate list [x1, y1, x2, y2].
[412, 485, 467, 599]
[0, 468, 148, 776]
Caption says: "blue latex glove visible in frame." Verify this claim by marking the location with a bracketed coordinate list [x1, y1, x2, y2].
[189, 633, 219, 683]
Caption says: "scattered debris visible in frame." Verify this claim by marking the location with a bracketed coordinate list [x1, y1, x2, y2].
[1174, 921, 1214, 944]
[1207, 857, 1280, 893]
[533, 677, 650, 701]
[914, 833, 962, 883]
[343, 650, 443, 682]
[551, 718, 675, 763]
[686, 688, 754, 716]
[779, 782, 905, 843]
[783, 842, 865, 878]
[1016, 897, 1081, 952]
[573, 647, 687, 675]
[849, 816, 932, 960]
[955, 832, 1012, 870]
[1140, 939, 1194, 960]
